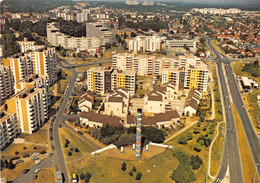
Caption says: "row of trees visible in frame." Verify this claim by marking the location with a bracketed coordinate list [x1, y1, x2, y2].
[1, 159, 16, 170]
[91, 125, 167, 145]
[121, 162, 142, 180]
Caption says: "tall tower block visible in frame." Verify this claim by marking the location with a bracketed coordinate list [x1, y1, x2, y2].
[136, 108, 142, 158]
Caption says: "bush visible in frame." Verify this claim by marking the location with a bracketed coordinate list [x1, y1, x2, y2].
[65, 143, 68, 148]
[170, 163, 196, 183]
[70, 148, 74, 151]
[8, 160, 15, 170]
[121, 162, 127, 171]
[80, 173, 85, 180]
[194, 143, 202, 152]
[132, 166, 136, 172]
[15, 151, 19, 155]
[75, 148, 79, 152]
[23, 146, 27, 150]
[68, 151, 72, 156]
[135, 172, 142, 181]
[191, 155, 203, 170]
[129, 171, 133, 176]
[85, 172, 92, 183]
[33, 146, 37, 150]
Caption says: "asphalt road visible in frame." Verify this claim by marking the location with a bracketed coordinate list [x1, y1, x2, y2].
[206, 38, 244, 183]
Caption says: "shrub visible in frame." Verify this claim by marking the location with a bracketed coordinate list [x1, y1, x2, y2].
[75, 148, 79, 152]
[8, 160, 15, 170]
[129, 171, 133, 176]
[15, 151, 19, 155]
[132, 166, 136, 172]
[191, 155, 203, 170]
[194, 143, 202, 152]
[33, 146, 37, 150]
[80, 173, 85, 180]
[121, 162, 127, 171]
[65, 143, 68, 148]
[23, 146, 27, 150]
[68, 151, 72, 156]
[135, 172, 142, 181]
[85, 172, 92, 183]
[70, 148, 74, 151]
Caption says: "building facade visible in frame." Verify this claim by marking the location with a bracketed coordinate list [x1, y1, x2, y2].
[0, 65, 15, 105]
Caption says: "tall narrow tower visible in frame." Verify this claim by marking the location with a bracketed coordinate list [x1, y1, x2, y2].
[135, 108, 142, 158]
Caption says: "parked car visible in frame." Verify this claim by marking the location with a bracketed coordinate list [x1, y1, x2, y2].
[50, 136, 53, 140]
[23, 154, 30, 158]
[33, 175, 38, 180]
[48, 152, 53, 157]
[40, 151, 46, 154]
[78, 131, 83, 135]
[23, 169, 30, 174]
[11, 157, 20, 161]
[32, 152, 39, 156]
[51, 145, 55, 150]
[34, 160, 41, 165]
[32, 156, 39, 160]
[34, 169, 41, 174]
[15, 160, 24, 164]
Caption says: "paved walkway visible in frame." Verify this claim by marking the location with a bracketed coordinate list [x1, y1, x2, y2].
[164, 121, 198, 143]
[208, 122, 225, 179]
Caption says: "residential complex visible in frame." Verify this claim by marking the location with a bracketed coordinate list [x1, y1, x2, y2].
[87, 67, 136, 96]
[87, 67, 113, 95]
[0, 65, 15, 105]
[165, 39, 196, 48]
[127, 35, 162, 54]
[46, 22, 112, 50]
[6, 88, 49, 134]
[0, 111, 20, 150]
[17, 39, 45, 53]
[3, 47, 57, 86]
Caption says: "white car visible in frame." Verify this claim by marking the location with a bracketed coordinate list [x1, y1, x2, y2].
[35, 160, 41, 165]
[34, 169, 41, 173]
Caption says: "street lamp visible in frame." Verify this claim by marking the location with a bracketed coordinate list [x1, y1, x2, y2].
[254, 163, 259, 183]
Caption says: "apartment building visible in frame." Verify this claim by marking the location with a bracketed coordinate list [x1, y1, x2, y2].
[165, 39, 196, 48]
[0, 65, 15, 105]
[28, 47, 57, 85]
[6, 88, 49, 134]
[0, 112, 20, 150]
[3, 54, 33, 83]
[127, 35, 162, 54]
[162, 56, 209, 92]
[47, 22, 111, 49]
[87, 67, 113, 95]
[17, 39, 45, 53]
[4, 48, 57, 86]
[111, 69, 136, 96]
[76, 12, 89, 23]
[86, 22, 112, 41]
[112, 53, 176, 76]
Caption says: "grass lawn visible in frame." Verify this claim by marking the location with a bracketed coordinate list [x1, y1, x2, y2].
[166, 120, 216, 183]
[136, 76, 153, 97]
[232, 104, 260, 183]
[210, 123, 225, 176]
[68, 149, 178, 183]
[1, 144, 48, 160]
[35, 167, 56, 183]
[59, 127, 96, 163]
[1, 161, 35, 180]
[20, 128, 48, 144]
[64, 70, 72, 77]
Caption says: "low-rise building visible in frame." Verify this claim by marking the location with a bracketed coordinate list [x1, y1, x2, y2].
[17, 39, 45, 53]
[165, 39, 196, 48]
[78, 90, 94, 112]
[79, 111, 121, 127]
[104, 89, 130, 117]
[184, 90, 202, 116]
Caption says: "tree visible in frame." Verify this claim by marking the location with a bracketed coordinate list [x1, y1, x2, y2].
[194, 143, 202, 152]
[129, 171, 133, 176]
[85, 172, 92, 183]
[65, 143, 68, 148]
[75, 148, 79, 152]
[4, 160, 8, 168]
[131, 32, 136, 37]
[34, 146, 37, 150]
[23, 146, 27, 150]
[191, 155, 203, 170]
[68, 151, 72, 156]
[8, 160, 15, 170]
[178, 136, 188, 145]
[80, 173, 85, 180]
[132, 166, 136, 172]
[200, 115, 205, 122]
[135, 172, 142, 180]
[193, 128, 200, 134]
[121, 162, 127, 171]
[15, 151, 19, 155]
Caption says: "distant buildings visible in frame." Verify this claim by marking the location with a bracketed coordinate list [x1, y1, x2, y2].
[142, 1, 154, 6]
[165, 39, 196, 49]
[191, 8, 242, 15]
[17, 39, 45, 53]
[126, 0, 139, 5]
[46, 22, 112, 50]
[127, 35, 162, 54]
